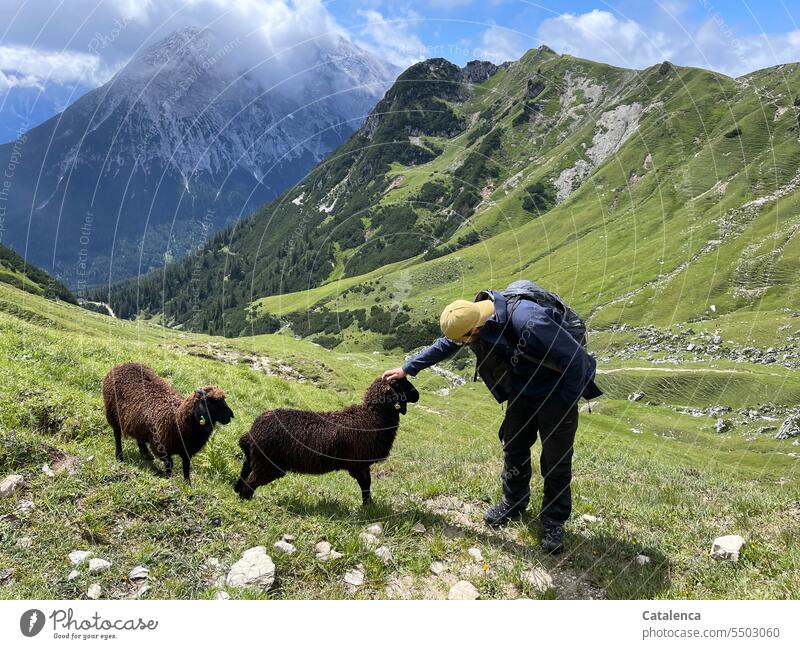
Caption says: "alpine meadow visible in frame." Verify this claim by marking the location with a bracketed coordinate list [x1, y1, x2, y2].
[1, 20, 800, 605]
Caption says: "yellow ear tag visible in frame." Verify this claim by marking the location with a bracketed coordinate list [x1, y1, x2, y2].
[394, 403, 401, 410]
[199, 416, 206, 425]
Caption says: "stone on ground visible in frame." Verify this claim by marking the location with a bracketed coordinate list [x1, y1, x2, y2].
[711, 535, 745, 561]
[412, 522, 427, 534]
[214, 591, 231, 600]
[343, 569, 364, 587]
[129, 566, 149, 581]
[88, 558, 111, 574]
[467, 547, 484, 563]
[225, 546, 276, 589]
[273, 539, 296, 554]
[374, 546, 392, 564]
[521, 567, 553, 593]
[635, 554, 651, 566]
[430, 561, 446, 575]
[67, 570, 80, 581]
[365, 523, 383, 536]
[359, 532, 379, 548]
[87, 584, 102, 600]
[580, 514, 599, 523]
[448, 580, 479, 600]
[0, 474, 24, 498]
[314, 541, 342, 561]
[69, 550, 92, 565]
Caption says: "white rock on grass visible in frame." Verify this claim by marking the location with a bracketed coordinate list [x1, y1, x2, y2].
[88, 559, 111, 574]
[521, 567, 553, 593]
[365, 523, 383, 536]
[273, 539, 296, 555]
[129, 566, 149, 581]
[448, 580, 479, 600]
[214, 591, 231, 600]
[87, 584, 102, 600]
[0, 474, 24, 498]
[580, 514, 599, 523]
[359, 532, 379, 548]
[42, 464, 55, 478]
[226, 547, 276, 589]
[281, 534, 296, 543]
[67, 570, 80, 581]
[711, 535, 745, 561]
[17, 537, 32, 549]
[69, 550, 92, 566]
[374, 546, 392, 564]
[315, 541, 342, 561]
[343, 569, 365, 587]
[412, 522, 427, 534]
[635, 554, 651, 566]
[430, 561, 446, 575]
[17, 499, 34, 513]
[467, 547, 484, 563]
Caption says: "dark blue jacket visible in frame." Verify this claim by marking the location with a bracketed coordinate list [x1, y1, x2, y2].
[402, 291, 599, 403]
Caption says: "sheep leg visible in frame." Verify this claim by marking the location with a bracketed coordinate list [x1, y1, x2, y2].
[138, 441, 154, 462]
[234, 458, 251, 494]
[113, 425, 123, 461]
[180, 453, 191, 484]
[348, 467, 372, 505]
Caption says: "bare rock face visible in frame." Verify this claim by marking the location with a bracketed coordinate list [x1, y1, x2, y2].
[461, 60, 499, 84]
[711, 535, 745, 561]
[526, 78, 546, 100]
[448, 580, 480, 600]
[225, 547, 276, 590]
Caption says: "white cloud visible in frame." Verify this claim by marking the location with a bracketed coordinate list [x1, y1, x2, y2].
[0, 46, 111, 89]
[537, 9, 800, 77]
[354, 9, 428, 67]
[474, 26, 527, 64]
[0, 0, 359, 89]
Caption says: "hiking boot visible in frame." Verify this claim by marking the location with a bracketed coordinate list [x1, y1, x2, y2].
[541, 523, 565, 554]
[484, 501, 525, 527]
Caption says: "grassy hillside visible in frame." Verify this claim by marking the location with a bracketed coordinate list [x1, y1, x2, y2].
[0, 243, 75, 304]
[1, 283, 798, 599]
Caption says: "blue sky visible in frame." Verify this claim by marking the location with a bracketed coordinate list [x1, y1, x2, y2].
[2, 0, 800, 139]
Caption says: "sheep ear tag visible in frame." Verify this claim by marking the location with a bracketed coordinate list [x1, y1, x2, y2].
[199, 415, 207, 426]
[394, 403, 401, 410]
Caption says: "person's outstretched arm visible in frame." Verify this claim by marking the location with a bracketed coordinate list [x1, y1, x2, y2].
[382, 336, 462, 380]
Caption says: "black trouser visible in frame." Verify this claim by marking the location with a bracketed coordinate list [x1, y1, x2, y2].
[498, 392, 579, 525]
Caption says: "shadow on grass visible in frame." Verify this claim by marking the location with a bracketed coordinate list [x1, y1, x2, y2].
[275, 493, 671, 599]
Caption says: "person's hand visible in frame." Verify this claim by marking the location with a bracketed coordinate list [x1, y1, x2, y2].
[382, 367, 407, 381]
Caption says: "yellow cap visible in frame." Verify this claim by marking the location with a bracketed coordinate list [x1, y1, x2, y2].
[440, 299, 495, 341]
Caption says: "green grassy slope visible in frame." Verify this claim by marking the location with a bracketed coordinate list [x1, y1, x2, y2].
[1, 283, 798, 599]
[0, 243, 75, 304]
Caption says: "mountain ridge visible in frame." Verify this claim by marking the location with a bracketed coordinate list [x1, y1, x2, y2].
[0, 27, 398, 288]
[97, 46, 800, 352]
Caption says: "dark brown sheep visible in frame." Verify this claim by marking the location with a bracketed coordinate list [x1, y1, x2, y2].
[102, 362, 234, 482]
[235, 377, 419, 503]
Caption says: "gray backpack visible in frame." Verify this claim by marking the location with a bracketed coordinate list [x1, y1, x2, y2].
[501, 280, 587, 346]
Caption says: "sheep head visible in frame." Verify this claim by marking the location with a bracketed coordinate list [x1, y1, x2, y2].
[364, 377, 419, 415]
[192, 386, 234, 432]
